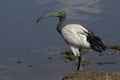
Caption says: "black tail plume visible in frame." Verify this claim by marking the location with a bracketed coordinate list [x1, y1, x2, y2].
[87, 33, 106, 53]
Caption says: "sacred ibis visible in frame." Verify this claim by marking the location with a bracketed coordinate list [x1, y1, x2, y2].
[36, 11, 106, 71]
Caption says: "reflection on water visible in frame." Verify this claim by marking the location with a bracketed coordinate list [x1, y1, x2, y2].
[37, 0, 102, 21]
[0, 0, 120, 80]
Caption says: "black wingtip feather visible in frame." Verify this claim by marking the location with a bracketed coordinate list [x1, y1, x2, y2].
[87, 33, 106, 53]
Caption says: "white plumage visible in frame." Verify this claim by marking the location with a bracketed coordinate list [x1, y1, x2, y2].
[36, 11, 106, 71]
[61, 24, 90, 56]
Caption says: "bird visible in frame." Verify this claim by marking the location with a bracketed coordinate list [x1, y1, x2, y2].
[36, 11, 106, 71]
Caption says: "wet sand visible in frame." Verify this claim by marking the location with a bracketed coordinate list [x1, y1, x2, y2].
[62, 70, 120, 80]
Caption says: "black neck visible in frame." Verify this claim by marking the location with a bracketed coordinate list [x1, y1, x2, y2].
[57, 16, 65, 33]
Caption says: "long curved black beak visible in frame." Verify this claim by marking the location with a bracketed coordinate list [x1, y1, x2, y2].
[36, 12, 60, 23]
[36, 14, 49, 23]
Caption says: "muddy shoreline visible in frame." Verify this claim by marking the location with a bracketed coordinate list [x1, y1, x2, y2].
[61, 47, 120, 80]
[62, 70, 120, 80]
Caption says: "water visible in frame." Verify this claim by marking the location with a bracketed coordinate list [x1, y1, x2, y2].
[0, 0, 120, 80]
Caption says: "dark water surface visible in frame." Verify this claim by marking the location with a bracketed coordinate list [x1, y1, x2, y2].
[0, 0, 120, 80]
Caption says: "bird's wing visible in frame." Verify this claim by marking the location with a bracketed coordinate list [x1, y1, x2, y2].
[61, 24, 106, 53]
[62, 27, 90, 48]
[86, 32, 106, 52]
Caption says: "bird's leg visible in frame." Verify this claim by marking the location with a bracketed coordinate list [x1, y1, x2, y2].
[77, 56, 82, 71]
